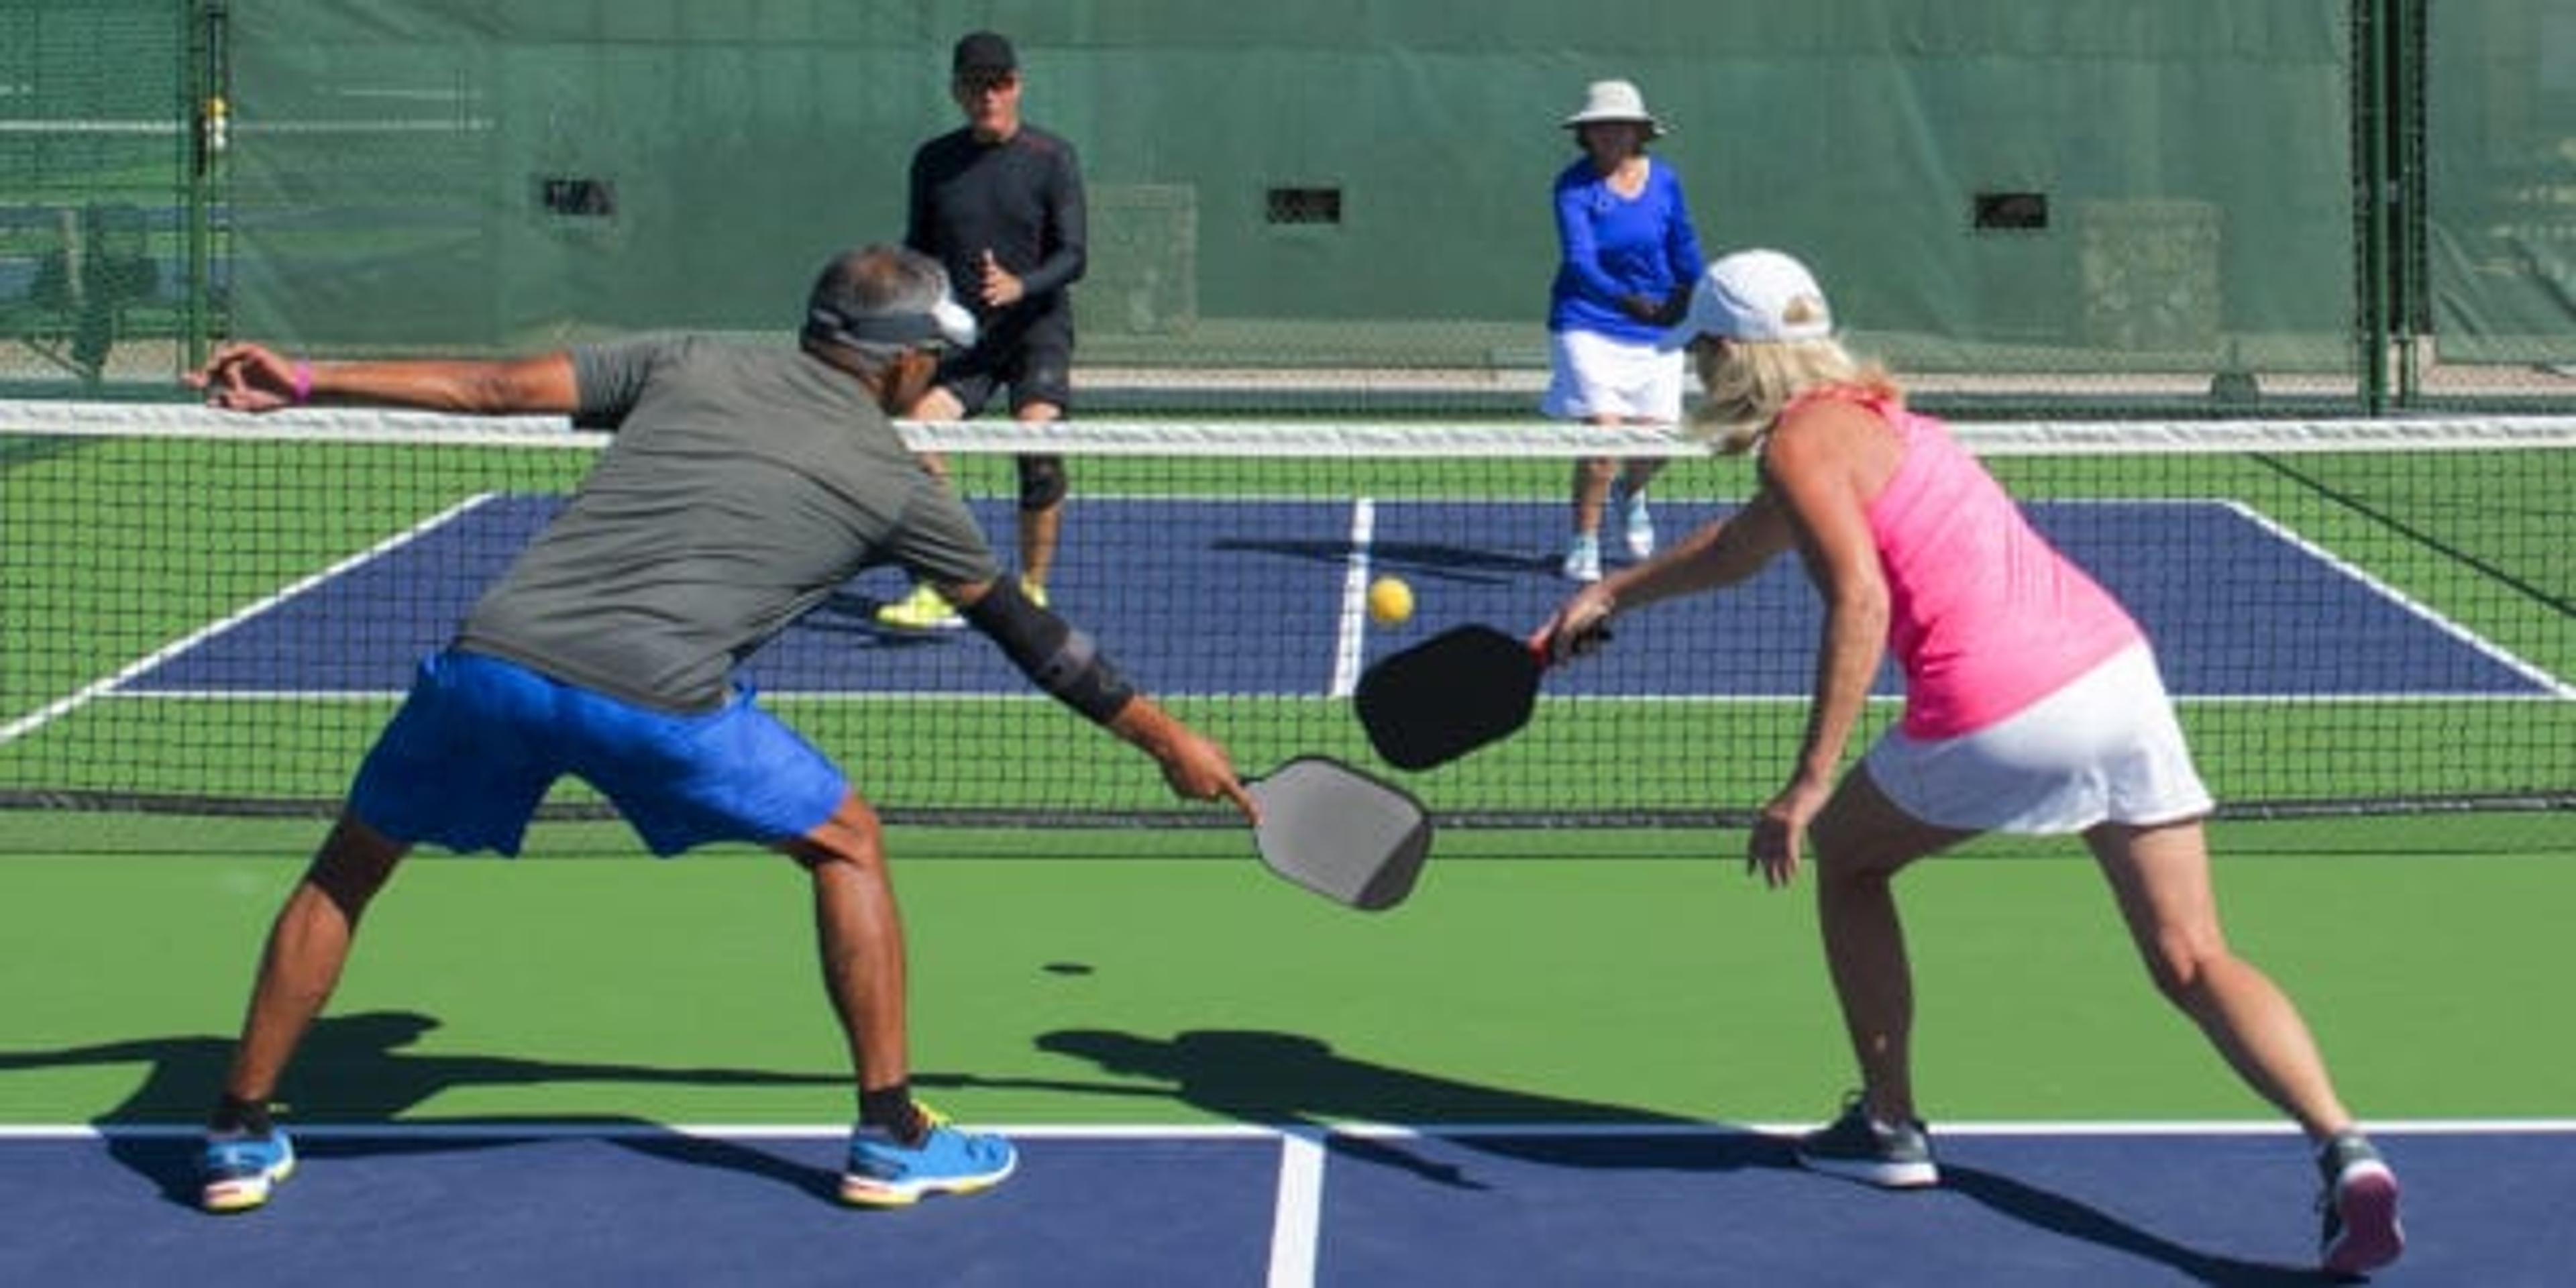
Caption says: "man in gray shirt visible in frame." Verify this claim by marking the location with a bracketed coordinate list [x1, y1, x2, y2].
[184, 244, 1252, 1215]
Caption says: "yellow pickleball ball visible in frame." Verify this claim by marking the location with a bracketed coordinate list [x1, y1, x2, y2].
[1367, 576, 1415, 625]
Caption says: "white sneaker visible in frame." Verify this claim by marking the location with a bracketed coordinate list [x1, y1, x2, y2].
[1619, 490, 1655, 559]
[1561, 535, 1602, 583]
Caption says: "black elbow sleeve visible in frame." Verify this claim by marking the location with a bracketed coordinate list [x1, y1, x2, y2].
[962, 578, 1136, 725]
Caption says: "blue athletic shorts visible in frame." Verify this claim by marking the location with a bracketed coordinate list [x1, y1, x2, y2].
[348, 650, 847, 857]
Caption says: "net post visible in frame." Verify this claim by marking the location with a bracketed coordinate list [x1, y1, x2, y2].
[2353, 0, 2395, 416]
[184, 0, 231, 372]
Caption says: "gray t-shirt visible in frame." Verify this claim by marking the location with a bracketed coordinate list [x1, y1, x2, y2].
[453, 336, 1000, 712]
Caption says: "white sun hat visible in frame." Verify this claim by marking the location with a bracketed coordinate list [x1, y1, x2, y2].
[1561, 79, 1664, 138]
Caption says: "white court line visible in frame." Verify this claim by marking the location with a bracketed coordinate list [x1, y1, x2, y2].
[45, 494, 2570, 710]
[0, 494, 501, 749]
[2222, 499, 2575, 700]
[7, 1118, 2574, 1142]
[1326, 498, 1377, 698]
[1267, 1130, 1328, 1288]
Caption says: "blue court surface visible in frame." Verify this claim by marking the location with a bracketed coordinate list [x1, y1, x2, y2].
[120, 495, 2566, 702]
[3, 1122, 2569, 1284]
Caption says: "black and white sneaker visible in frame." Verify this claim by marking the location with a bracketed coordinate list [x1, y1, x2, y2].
[1794, 1092, 1938, 1189]
[2318, 1130, 2404, 1277]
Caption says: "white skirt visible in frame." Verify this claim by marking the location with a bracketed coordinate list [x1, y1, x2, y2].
[1862, 643, 2214, 834]
[1541, 328, 1685, 423]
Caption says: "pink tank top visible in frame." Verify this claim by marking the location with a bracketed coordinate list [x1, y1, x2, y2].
[1793, 388, 2143, 739]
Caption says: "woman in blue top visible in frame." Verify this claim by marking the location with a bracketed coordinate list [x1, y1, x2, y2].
[1544, 78, 1707, 582]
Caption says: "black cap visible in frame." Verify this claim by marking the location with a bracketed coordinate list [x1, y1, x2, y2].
[952, 32, 1017, 78]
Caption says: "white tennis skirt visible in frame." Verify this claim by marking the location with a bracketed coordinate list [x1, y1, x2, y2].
[1541, 328, 1686, 422]
[1862, 643, 2214, 835]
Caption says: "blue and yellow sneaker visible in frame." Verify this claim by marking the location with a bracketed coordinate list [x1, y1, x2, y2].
[839, 1106, 1016, 1208]
[200, 1128, 296, 1214]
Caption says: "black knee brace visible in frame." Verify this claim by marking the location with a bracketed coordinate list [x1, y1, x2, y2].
[1016, 453, 1068, 512]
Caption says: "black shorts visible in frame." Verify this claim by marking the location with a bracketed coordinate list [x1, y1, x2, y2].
[936, 311, 1074, 416]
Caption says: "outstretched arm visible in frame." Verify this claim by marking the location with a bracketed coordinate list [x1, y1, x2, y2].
[950, 576, 1254, 820]
[189, 341, 578, 417]
[1534, 488, 1794, 663]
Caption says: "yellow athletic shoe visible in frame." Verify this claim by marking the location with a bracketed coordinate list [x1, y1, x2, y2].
[874, 582, 963, 631]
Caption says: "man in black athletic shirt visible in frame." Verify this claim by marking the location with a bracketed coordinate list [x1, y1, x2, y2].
[878, 30, 1089, 630]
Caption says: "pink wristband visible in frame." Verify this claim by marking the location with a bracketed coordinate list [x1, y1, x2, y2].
[290, 361, 313, 405]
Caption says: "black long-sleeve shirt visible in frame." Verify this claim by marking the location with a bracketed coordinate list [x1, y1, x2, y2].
[905, 125, 1087, 336]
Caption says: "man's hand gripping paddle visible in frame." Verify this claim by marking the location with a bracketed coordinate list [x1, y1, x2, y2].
[1247, 757, 1434, 910]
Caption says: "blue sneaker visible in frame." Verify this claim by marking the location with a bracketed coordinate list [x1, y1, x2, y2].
[200, 1128, 296, 1214]
[839, 1107, 1016, 1208]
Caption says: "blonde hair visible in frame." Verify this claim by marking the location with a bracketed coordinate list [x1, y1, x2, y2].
[1686, 336, 1901, 453]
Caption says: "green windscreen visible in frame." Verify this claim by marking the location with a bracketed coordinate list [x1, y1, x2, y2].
[3, 1, 2571, 413]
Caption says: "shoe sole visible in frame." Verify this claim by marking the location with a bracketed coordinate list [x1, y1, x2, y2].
[201, 1156, 295, 1214]
[1796, 1149, 1939, 1189]
[837, 1160, 1016, 1208]
[2322, 1163, 2403, 1276]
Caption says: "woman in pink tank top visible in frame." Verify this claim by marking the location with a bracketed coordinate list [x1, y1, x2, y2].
[1534, 250, 2401, 1277]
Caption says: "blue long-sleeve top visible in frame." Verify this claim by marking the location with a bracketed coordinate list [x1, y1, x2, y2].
[1546, 156, 1706, 343]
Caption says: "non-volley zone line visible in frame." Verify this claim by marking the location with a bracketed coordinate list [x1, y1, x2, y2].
[0, 494, 504, 751]
[1, 1120, 2570, 1285]
[68, 493, 2573, 706]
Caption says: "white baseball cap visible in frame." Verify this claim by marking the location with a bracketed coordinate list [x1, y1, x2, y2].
[1664, 248, 1834, 347]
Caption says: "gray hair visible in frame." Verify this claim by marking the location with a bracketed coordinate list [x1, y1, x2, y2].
[801, 245, 973, 372]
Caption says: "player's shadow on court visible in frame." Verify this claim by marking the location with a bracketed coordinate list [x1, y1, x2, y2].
[1942, 1165, 2327, 1286]
[998, 1028, 2322, 1285]
[1211, 538, 1550, 586]
[0, 1010, 851, 1209]
[936, 1026, 1793, 1191]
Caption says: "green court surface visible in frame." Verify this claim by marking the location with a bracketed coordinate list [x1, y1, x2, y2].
[2, 813, 2568, 1131]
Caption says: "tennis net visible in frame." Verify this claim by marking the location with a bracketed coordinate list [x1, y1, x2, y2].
[2, 398, 2568, 826]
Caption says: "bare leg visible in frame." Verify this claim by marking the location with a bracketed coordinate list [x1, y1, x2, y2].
[1807, 767, 1974, 1125]
[1569, 454, 1615, 538]
[2085, 819, 2353, 1138]
[1618, 454, 1668, 499]
[777, 792, 910, 1097]
[221, 813, 411, 1104]
[1018, 505, 1061, 590]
